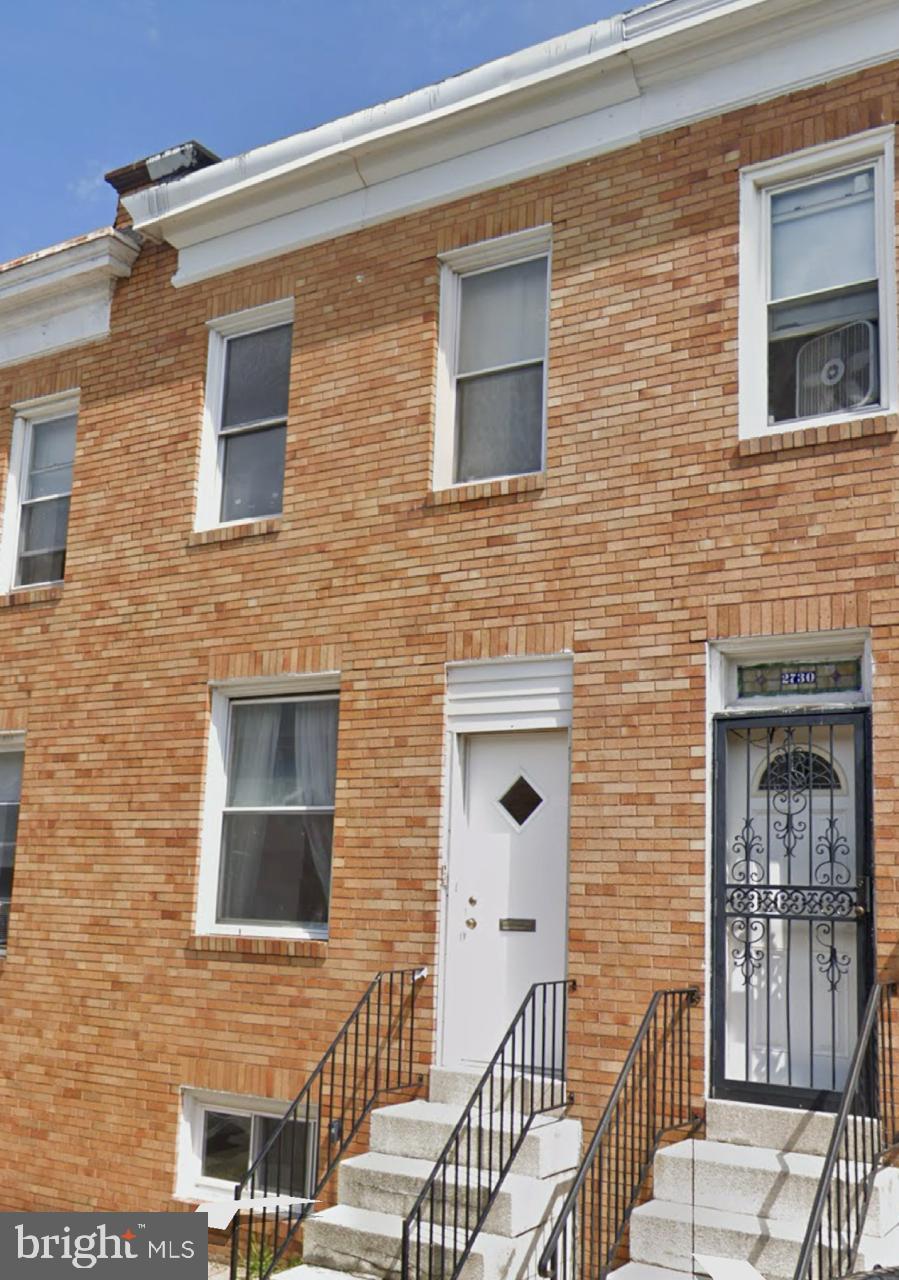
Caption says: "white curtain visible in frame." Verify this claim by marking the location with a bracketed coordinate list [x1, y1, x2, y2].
[294, 703, 336, 899]
[224, 706, 279, 916]
[220, 702, 336, 924]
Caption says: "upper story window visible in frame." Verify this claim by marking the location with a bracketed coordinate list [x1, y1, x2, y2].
[0, 392, 79, 593]
[434, 227, 550, 489]
[197, 679, 339, 941]
[196, 299, 294, 531]
[739, 128, 896, 440]
[17, 413, 77, 586]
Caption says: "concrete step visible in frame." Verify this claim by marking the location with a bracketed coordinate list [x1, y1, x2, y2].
[338, 1149, 572, 1237]
[428, 1067, 485, 1107]
[610, 1266, 696, 1280]
[706, 1099, 836, 1157]
[654, 1138, 899, 1235]
[859, 1219, 899, 1270]
[428, 1066, 568, 1113]
[631, 1197, 812, 1279]
[301, 1203, 517, 1280]
[278, 1269, 365, 1280]
[628, 1195, 899, 1280]
[369, 1100, 581, 1179]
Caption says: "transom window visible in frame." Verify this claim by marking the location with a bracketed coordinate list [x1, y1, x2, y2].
[739, 129, 896, 440]
[435, 229, 551, 489]
[204, 692, 339, 937]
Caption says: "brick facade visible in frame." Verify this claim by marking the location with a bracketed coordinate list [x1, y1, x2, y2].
[0, 57, 897, 1212]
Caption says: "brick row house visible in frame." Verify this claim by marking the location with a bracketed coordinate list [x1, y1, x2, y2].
[1, 0, 899, 1276]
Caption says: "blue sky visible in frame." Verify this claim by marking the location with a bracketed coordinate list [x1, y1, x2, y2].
[0, 0, 628, 264]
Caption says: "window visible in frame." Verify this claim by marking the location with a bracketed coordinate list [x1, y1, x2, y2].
[0, 393, 79, 592]
[0, 744, 23, 950]
[197, 299, 294, 530]
[197, 683, 339, 939]
[178, 1089, 316, 1202]
[434, 228, 550, 488]
[739, 128, 896, 439]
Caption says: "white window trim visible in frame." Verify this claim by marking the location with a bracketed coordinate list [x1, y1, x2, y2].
[708, 629, 872, 716]
[196, 672, 339, 941]
[195, 298, 295, 532]
[176, 1087, 317, 1203]
[433, 226, 552, 491]
[738, 126, 897, 441]
[0, 390, 79, 594]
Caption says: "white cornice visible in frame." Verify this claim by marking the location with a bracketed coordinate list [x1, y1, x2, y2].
[0, 229, 140, 368]
[122, 0, 899, 287]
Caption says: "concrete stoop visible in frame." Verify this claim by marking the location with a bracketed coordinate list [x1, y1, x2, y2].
[615, 1099, 899, 1280]
[280, 1067, 581, 1280]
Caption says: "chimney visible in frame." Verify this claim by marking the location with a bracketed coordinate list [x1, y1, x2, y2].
[105, 140, 220, 199]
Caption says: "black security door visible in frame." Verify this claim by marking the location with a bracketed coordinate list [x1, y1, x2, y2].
[712, 711, 873, 1110]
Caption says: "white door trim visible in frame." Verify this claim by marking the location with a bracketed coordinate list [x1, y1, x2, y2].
[703, 628, 872, 1101]
[437, 654, 573, 1069]
[445, 655, 574, 732]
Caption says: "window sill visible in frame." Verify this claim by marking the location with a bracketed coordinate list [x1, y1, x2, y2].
[188, 518, 281, 547]
[427, 471, 546, 507]
[737, 413, 899, 457]
[186, 934, 327, 960]
[1, 583, 64, 608]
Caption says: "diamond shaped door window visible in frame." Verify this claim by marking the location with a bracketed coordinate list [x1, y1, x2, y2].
[498, 776, 544, 828]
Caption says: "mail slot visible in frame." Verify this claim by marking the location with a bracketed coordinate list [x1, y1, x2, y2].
[499, 918, 536, 932]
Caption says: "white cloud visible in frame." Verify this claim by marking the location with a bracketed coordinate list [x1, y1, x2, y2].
[67, 169, 108, 204]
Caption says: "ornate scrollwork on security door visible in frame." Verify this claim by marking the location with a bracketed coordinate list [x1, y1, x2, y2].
[730, 916, 766, 986]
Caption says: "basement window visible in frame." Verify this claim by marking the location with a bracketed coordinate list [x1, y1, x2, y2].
[178, 1089, 317, 1202]
[434, 227, 551, 489]
[738, 128, 896, 440]
[0, 742, 23, 952]
[196, 299, 294, 530]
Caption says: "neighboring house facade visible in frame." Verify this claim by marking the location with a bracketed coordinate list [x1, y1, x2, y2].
[0, 0, 898, 1275]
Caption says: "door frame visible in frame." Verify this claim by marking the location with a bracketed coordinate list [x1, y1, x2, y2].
[436, 655, 574, 1069]
[710, 708, 874, 1111]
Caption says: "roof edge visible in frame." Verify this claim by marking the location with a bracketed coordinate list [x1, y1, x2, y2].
[0, 228, 141, 370]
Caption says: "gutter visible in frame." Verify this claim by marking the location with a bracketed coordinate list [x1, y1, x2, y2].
[124, 0, 777, 238]
[121, 0, 899, 283]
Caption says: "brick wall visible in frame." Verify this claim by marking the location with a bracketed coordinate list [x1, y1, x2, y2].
[0, 59, 897, 1210]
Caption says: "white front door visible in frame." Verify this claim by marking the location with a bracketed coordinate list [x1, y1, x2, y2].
[715, 714, 871, 1106]
[440, 729, 569, 1069]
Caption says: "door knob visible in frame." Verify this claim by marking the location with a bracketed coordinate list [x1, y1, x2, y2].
[468, 896, 477, 906]
[465, 918, 477, 929]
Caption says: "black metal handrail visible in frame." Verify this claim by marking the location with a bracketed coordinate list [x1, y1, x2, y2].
[230, 966, 427, 1280]
[401, 978, 572, 1280]
[537, 986, 700, 1280]
[793, 981, 898, 1280]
